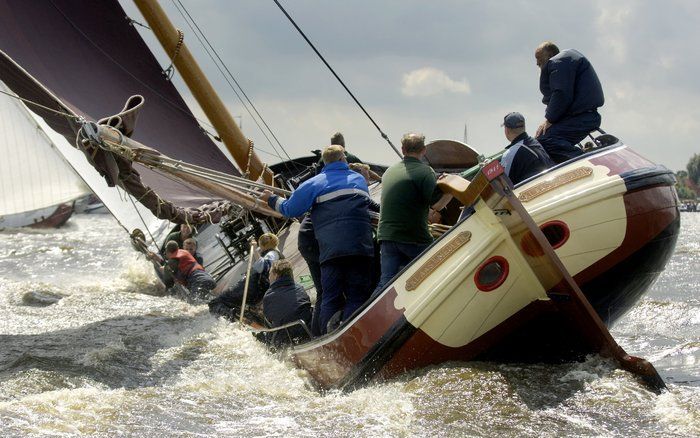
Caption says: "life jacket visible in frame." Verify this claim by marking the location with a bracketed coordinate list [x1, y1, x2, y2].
[170, 249, 204, 285]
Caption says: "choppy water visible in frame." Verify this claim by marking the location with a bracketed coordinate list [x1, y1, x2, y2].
[0, 214, 698, 437]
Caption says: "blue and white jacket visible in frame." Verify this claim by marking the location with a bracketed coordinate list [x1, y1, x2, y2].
[267, 161, 374, 263]
[501, 133, 554, 185]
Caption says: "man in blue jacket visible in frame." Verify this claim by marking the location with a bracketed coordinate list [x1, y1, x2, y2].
[500, 112, 554, 185]
[260, 145, 374, 334]
[534, 41, 604, 163]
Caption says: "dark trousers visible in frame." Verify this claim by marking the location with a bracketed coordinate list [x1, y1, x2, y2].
[537, 111, 601, 164]
[303, 256, 324, 336]
[188, 269, 216, 298]
[319, 255, 373, 334]
[372, 241, 430, 297]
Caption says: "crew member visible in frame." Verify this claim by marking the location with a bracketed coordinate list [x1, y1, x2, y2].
[166, 223, 195, 248]
[260, 259, 312, 347]
[208, 233, 282, 318]
[535, 41, 604, 163]
[183, 237, 203, 265]
[316, 132, 363, 171]
[260, 145, 374, 334]
[500, 112, 554, 185]
[373, 133, 443, 295]
[150, 240, 215, 298]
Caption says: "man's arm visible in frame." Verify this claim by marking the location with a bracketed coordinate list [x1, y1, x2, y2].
[544, 62, 576, 124]
[260, 179, 320, 218]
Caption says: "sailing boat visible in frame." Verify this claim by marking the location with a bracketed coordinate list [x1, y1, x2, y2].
[0, 81, 88, 228]
[0, 0, 679, 392]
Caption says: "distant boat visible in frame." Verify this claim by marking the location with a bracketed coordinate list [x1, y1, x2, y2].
[0, 81, 88, 229]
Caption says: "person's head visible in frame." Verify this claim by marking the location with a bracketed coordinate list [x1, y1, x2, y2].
[501, 112, 526, 142]
[322, 145, 347, 165]
[401, 132, 426, 158]
[535, 41, 559, 69]
[183, 237, 197, 255]
[330, 132, 345, 147]
[180, 223, 193, 239]
[258, 232, 279, 252]
[269, 259, 293, 284]
[165, 240, 179, 257]
[349, 162, 371, 184]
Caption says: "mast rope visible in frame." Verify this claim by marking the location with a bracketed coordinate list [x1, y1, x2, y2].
[172, 0, 297, 172]
[127, 191, 161, 254]
[0, 89, 82, 121]
[271, 0, 402, 159]
[125, 16, 151, 30]
[163, 29, 185, 80]
[47, 1, 280, 162]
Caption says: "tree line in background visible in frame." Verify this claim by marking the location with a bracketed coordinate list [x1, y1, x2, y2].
[676, 154, 700, 200]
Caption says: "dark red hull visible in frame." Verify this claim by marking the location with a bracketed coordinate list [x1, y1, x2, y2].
[291, 145, 680, 390]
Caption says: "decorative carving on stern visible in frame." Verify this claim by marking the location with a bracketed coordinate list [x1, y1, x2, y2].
[405, 231, 472, 291]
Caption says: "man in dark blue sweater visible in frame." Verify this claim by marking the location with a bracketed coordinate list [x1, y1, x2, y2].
[500, 112, 554, 185]
[534, 42, 604, 163]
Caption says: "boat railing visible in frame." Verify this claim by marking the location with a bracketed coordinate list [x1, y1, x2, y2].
[252, 319, 313, 345]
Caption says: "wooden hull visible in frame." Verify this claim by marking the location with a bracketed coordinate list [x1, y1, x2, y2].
[0, 202, 74, 229]
[290, 144, 680, 390]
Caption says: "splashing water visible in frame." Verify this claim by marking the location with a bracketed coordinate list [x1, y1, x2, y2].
[1, 215, 698, 437]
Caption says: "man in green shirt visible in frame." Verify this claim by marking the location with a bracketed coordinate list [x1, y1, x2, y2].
[374, 132, 442, 294]
[165, 223, 194, 248]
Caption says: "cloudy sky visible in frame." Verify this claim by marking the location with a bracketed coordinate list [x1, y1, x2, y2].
[123, 0, 699, 171]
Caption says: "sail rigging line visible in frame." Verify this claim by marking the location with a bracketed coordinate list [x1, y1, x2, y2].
[127, 190, 162, 253]
[271, 0, 402, 159]
[143, 155, 291, 196]
[46, 0, 233, 156]
[125, 16, 151, 30]
[0, 88, 81, 122]
[171, 0, 296, 168]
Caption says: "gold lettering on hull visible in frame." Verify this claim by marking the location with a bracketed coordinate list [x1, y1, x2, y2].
[518, 166, 593, 202]
[405, 231, 472, 291]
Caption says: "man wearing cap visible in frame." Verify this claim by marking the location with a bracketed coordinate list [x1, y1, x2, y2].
[501, 112, 554, 185]
[534, 41, 604, 163]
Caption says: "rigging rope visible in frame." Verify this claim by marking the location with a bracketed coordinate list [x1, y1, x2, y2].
[271, 0, 402, 159]
[0, 89, 81, 121]
[171, 0, 297, 170]
[127, 190, 162, 254]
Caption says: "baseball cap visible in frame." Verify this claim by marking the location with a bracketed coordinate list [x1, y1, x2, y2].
[501, 112, 525, 129]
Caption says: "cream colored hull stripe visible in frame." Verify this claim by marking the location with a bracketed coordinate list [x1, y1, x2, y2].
[405, 231, 472, 291]
[518, 166, 593, 202]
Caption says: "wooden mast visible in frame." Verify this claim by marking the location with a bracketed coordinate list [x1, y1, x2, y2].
[133, 0, 274, 185]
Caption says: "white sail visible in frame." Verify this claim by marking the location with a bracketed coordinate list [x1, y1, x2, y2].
[44, 120, 171, 246]
[1, 81, 169, 245]
[0, 82, 87, 216]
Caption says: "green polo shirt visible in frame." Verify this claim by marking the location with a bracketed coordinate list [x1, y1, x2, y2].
[377, 156, 440, 244]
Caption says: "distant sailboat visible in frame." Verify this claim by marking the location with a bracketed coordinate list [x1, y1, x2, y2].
[0, 81, 88, 228]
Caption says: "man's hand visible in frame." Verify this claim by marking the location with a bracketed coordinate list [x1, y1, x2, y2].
[259, 189, 273, 202]
[536, 119, 552, 137]
[428, 209, 442, 224]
